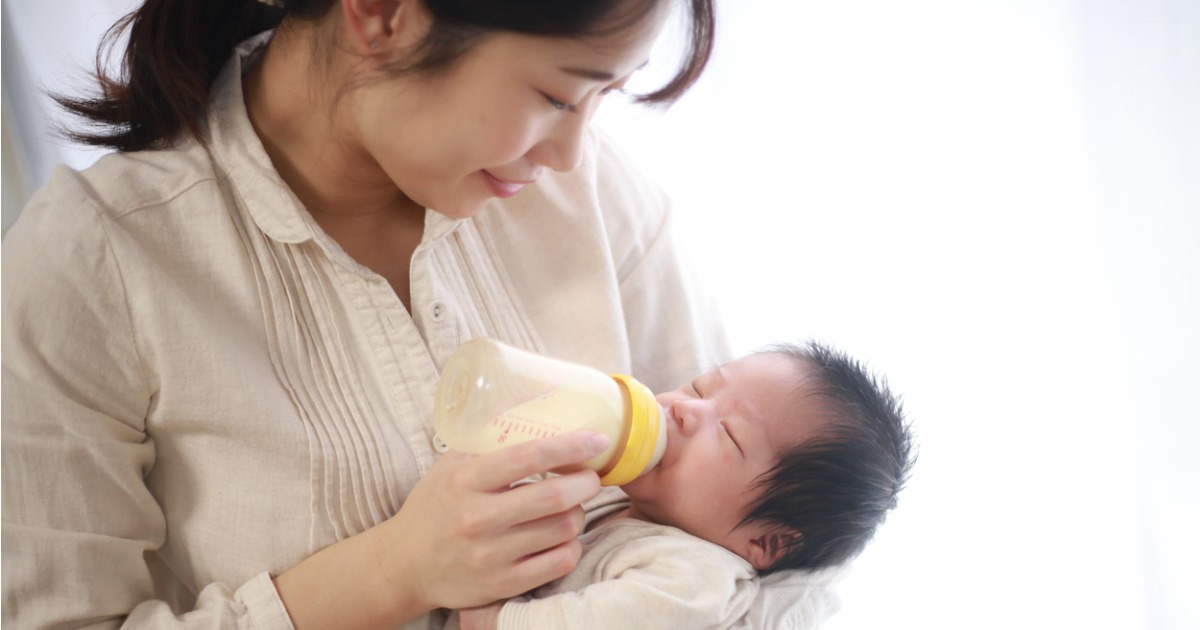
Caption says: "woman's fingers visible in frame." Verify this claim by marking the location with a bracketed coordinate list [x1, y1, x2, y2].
[448, 504, 589, 598]
[467, 431, 609, 491]
[486, 470, 598, 530]
[506, 537, 586, 595]
[374, 434, 609, 610]
[435, 433, 606, 532]
[485, 501, 588, 561]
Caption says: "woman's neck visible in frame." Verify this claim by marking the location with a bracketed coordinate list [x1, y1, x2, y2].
[242, 27, 420, 222]
[242, 28, 426, 308]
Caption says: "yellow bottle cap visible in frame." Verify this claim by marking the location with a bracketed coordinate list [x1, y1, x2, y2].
[600, 374, 664, 486]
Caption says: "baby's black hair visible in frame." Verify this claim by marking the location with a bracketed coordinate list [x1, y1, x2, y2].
[739, 341, 916, 574]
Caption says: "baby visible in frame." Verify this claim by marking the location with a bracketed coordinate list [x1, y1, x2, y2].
[458, 341, 916, 629]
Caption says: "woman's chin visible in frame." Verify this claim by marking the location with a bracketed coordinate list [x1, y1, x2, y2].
[429, 196, 491, 221]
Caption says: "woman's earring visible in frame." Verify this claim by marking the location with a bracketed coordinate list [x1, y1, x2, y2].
[370, 41, 380, 50]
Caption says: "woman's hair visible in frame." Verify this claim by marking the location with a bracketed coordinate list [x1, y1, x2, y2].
[739, 341, 917, 574]
[57, 0, 714, 152]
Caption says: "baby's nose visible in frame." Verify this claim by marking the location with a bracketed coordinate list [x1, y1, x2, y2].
[671, 399, 713, 434]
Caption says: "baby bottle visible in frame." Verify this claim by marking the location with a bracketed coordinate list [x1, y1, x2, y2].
[433, 338, 667, 486]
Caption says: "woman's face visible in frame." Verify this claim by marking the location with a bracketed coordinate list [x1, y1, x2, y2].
[352, 5, 670, 218]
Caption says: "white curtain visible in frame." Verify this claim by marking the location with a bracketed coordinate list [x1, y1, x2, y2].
[3, 1, 1197, 628]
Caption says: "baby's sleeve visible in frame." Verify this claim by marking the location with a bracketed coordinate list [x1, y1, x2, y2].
[496, 530, 757, 630]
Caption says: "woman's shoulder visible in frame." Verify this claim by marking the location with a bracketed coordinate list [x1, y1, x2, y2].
[586, 127, 668, 211]
[588, 128, 664, 194]
[4, 138, 231, 277]
[42, 139, 220, 224]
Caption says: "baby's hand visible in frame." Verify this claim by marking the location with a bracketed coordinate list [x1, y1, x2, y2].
[460, 601, 504, 630]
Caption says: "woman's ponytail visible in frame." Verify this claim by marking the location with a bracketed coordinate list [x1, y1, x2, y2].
[54, 0, 716, 152]
[55, 0, 286, 152]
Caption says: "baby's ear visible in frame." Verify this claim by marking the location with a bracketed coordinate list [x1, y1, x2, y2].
[746, 528, 802, 571]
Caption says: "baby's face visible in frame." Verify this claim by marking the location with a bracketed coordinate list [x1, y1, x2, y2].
[621, 352, 827, 568]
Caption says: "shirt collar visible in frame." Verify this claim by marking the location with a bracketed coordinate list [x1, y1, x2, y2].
[208, 32, 313, 245]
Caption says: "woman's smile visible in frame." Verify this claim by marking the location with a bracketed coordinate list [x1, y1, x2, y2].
[481, 170, 538, 198]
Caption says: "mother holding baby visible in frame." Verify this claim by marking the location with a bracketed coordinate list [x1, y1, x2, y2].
[1, 0, 823, 628]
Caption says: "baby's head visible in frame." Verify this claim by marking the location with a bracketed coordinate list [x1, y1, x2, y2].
[621, 341, 914, 574]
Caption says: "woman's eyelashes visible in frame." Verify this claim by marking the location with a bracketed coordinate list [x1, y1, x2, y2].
[542, 93, 574, 112]
[541, 85, 625, 112]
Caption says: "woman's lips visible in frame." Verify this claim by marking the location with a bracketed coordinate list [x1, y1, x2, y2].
[482, 170, 534, 198]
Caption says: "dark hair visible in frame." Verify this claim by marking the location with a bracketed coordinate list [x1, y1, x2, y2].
[55, 0, 715, 152]
[740, 341, 916, 574]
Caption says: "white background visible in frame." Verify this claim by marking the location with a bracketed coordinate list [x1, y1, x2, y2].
[4, 1, 1198, 628]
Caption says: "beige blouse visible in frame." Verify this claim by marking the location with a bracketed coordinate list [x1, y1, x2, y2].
[1, 34, 731, 629]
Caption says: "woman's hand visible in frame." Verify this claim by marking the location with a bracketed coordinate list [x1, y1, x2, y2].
[380, 431, 608, 609]
[273, 431, 608, 629]
[459, 601, 505, 630]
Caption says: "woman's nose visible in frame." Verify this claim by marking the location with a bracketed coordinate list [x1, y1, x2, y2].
[529, 110, 588, 173]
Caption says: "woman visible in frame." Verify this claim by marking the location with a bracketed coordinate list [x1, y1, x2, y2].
[2, 0, 730, 628]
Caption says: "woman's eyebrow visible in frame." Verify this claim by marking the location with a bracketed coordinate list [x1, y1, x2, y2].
[558, 60, 649, 82]
[559, 66, 615, 81]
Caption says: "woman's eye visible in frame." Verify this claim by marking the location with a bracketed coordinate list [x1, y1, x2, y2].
[601, 76, 633, 97]
[543, 93, 572, 112]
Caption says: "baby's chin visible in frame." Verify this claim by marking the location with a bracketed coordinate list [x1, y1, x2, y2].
[617, 473, 674, 526]
[618, 468, 656, 500]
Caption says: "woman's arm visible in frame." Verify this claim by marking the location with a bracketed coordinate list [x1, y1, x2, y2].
[2, 178, 175, 628]
[273, 436, 609, 628]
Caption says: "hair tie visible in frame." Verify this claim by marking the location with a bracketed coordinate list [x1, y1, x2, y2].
[257, 0, 285, 7]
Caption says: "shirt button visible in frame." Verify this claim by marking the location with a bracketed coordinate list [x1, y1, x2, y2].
[429, 301, 446, 322]
[432, 434, 450, 453]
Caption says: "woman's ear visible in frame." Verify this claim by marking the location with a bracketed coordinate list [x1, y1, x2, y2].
[745, 529, 801, 571]
[341, 0, 427, 54]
